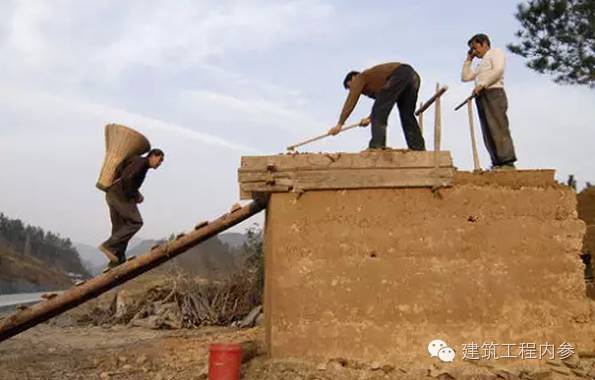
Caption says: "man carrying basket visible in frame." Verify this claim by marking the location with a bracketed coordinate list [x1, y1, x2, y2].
[99, 148, 164, 267]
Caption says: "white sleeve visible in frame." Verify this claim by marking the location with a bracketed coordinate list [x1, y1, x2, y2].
[477, 49, 506, 88]
[461, 60, 476, 82]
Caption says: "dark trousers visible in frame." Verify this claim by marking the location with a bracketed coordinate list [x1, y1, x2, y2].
[475, 88, 517, 166]
[370, 64, 425, 150]
[102, 187, 143, 260]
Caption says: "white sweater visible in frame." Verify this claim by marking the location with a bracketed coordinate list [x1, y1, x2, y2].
[461, 47, 506, 89]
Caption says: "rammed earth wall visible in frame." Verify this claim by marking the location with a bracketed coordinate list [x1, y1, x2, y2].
[263, 170, 595, 366]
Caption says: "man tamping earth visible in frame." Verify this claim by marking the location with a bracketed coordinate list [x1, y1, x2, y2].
[99, 149, 164, 267]
[461, 33, 517, 170]
[328, 62, 426, 151]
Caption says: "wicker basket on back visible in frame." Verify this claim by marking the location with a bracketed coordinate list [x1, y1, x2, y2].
[96, 123, 151, 191]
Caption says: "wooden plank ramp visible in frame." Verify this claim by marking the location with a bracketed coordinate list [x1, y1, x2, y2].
[0, 200, 266, 343]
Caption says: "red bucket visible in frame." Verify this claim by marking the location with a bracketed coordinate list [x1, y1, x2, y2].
[208, 343, 242, 380]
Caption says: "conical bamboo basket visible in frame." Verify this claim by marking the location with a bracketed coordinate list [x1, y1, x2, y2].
[96, 123, 151, 191]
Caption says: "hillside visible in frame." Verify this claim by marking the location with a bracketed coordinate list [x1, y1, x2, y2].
[0, 246, 73, 294]
[219, 232, 247, 249]
[171, 236, 240, 279]
[0, 213, 89, 278]
[124, 237, 240, 280]
[75, 232, 249, 277]
[74, 242, 110, 277]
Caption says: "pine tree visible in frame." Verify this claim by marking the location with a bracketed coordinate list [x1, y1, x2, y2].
[508, 0, 595, 87]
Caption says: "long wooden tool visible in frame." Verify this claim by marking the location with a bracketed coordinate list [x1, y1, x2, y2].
[415, 85, 448, 116]
[466, 98, 481, 171]
[0, 200, 267, 342]
[433, 83, 442, 175]
[418, 101, 424, 134]
[287, 122, 364, 151]
[455, 93, 475, 111]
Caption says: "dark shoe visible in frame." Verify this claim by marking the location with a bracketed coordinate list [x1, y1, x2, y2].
[107, 256, 126, 269]
[491, 163, 516, 171]
[363, 147, 387, 152]
[98, 244, 119, 263]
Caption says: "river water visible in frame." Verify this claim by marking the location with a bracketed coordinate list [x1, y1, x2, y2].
[0, 292, 62, 315]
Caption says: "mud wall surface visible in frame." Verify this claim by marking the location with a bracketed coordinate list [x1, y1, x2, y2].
[578, 187, 595, 256]
[577, 186, 595, 299]
[264, 170, 595, 366]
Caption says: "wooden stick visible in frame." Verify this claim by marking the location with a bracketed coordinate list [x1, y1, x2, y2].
[0, 201, 267, 342]
[415, 86, 448, 116]
[286, 122, 363, 151]
[467, 98, 481, 171]
[433, 83, 442, 172]
[418, 101, 424, 134]
[455, 93, 475, 111]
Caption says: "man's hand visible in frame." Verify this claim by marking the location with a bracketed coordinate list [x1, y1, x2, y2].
[359, 117, 371, 127]
[328, 123, 343, 136]
[466, 48, 475, 62]
[473, 84, 485, 96]
[136, 193, 144, 204]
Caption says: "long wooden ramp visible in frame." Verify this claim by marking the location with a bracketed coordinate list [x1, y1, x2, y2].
[0, 200, 266, 343]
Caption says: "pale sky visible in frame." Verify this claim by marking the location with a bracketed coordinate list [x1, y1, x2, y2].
[1, 1, 594, 246]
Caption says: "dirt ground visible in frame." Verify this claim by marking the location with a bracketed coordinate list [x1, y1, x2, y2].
[0, 324, 260, 380]
[1, 323, 595, 380]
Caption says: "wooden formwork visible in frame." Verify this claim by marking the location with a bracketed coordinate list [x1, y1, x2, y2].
[238, 150, 455, 200]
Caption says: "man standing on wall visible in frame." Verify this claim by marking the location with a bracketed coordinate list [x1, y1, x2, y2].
[99, 149, 164, 267]
[462, 33, 517, 170]
[328, 62, 425, 151]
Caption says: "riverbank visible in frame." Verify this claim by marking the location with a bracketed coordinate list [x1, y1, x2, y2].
[0, 292, 63, 315]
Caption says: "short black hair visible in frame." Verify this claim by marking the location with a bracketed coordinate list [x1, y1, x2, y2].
[468, 33, 491, 47]
[147, 148, 164, 157]
[343, 71, 360, 89]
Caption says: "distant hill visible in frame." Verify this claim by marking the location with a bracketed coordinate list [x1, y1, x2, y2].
[74, 243, 109, 277]
[74, 230, 257, 280]
[75, 238, 157, 276]
[172, 236, 239, 279]
[219, 232, 247, 249]
[120, 236, 241, 280]
[0, 213, 90, 290]
[0, 245, 73, 294]
[127, 239, 161, 257]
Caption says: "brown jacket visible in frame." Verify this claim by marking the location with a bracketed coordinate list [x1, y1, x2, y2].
[338, 62, 401, 124]
[112, 156, 149, 200]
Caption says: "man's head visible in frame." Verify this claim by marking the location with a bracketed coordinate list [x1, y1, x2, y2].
[468, 33, 491, 58]
[343, 71, 360, 89]
[146, 148, 164, 169]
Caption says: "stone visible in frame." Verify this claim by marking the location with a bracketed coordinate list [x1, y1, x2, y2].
[114, 291, 133, 320]
[370, 361, 381, 370]
[327, 358, 347, 371]
[131, 316, 160, 329]
[136, 354, 147, 365]
[255, 312, 265, 327]
[239, 305, 263, 328]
